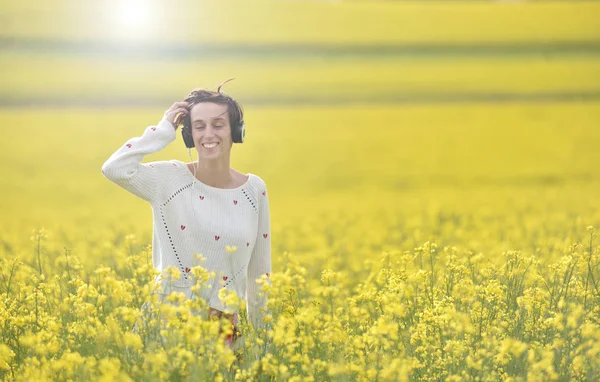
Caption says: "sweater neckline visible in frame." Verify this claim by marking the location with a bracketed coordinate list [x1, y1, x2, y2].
[176, 160, 252, 192]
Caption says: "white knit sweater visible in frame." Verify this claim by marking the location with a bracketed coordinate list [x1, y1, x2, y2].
[101, 116, 271, 331]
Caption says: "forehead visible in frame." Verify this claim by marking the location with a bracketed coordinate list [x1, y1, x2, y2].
[190, 102, 229, 122]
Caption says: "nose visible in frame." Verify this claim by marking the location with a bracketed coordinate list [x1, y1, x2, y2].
[203, 125, 216, 137]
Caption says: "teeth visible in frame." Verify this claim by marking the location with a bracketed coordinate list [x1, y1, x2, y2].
[202, 143, 218, 148]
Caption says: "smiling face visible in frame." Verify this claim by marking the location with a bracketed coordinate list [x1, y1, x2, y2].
[189, 102, 233, 157]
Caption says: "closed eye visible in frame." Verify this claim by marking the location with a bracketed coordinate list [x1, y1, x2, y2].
[194, 125, 224, 129]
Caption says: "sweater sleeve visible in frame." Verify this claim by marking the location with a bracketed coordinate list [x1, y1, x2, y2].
[246, 180, 272, 332]
[101, 116, 177, 203]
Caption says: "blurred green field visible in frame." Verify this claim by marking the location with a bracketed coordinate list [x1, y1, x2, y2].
[2, 0, 599, 105]
[2, 1, 599, 45]
[2, 53, 600, 104]
[2, 0, 597, 274]
[1, 102, 598, 269]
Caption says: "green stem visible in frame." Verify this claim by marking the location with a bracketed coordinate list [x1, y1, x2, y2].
[36, 231, 43, 275]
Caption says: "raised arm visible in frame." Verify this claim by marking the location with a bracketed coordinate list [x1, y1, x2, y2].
[246, 179, 272, 333]
[101, 116, 176, 203]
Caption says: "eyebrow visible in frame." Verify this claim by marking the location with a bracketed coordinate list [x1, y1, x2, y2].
[192, 117, 226, 123]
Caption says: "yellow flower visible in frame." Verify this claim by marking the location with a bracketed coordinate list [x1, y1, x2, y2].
[123, 332, 143, 350]
[218, 287, 241, 312]
[0, 344, 14, 371]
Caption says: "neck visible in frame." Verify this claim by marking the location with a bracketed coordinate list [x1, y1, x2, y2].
[192, 158, 233, 188]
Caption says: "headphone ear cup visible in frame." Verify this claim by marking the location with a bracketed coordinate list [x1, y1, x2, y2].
[232, 120, 244, 143]
[234, 103, 245, 143]
[238, 121, 245, 143]
[182, 113, 195, 148]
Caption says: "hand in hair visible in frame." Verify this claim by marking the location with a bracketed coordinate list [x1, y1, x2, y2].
[164, 101, 190, 130]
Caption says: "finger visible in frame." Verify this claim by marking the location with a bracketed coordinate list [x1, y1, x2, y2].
[173, 105, 189, 113]
[173, 111, 188, 125]
[174, 110, 189, 120]
[166, 102, 189, 114]
[166, 107, 189, 117]
[170, 101, 190, 110]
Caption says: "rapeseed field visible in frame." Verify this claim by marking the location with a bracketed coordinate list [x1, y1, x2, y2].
[1, 0, 600, 380]
[1, 102, 599, 381]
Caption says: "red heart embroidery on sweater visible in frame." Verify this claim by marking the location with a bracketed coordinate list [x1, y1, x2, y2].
[263, 233, 268, 238]
[223, 276, 228, 281]
[151, 127, 156, 131]
[246, 242, 249, 246]
[215, 235, 220, 240]
[262, 191, 266, 196]
[233, 200, 237, 205]
[180, 225, 186, 230]
[199, 195, 204, 200]
[185, 267, 190, 273]
[126, 143, 132, 148]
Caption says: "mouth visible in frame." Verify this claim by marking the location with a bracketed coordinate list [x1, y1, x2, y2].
[201, 142, 220, 149]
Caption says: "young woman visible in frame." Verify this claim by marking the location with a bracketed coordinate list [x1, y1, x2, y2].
[102, 79, 272, 350]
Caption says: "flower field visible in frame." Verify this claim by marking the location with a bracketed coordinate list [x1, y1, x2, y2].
[1, 101, 599, 380]
[1, 0, 600, 379]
